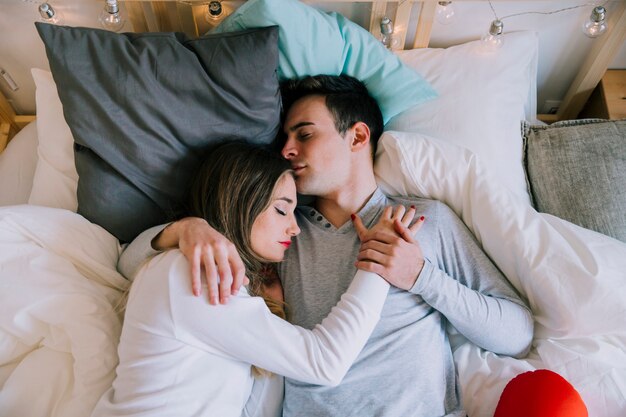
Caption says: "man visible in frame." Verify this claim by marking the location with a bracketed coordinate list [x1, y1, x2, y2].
[119, 75, 533, 416]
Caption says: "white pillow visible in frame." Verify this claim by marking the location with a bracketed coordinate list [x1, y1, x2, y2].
[386, 31, 538, 204]
[28, 68, 78, 211]
[375, 131, 626, 417]
[0, 121, 38, 206]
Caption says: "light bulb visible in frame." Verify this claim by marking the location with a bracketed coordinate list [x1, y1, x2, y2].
[379, 16, 400, 50]
[99, 0, 125, 32]
[582, 6, 608, 38]
[481, 19, 504, 52]
[39, 3, 63, 25]
[436, 1, 456, 25]
[205, 1, 224, 22]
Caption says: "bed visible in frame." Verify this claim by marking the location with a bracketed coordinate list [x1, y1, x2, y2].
[1, 1, 625, 416]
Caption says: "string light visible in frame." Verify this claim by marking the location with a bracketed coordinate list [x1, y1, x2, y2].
[379, 16, 400, 50]
[436, 1, 456, 25]
[481, 19, 504, 52]
[205, 1, 224, 21]
[99, 0, 125, 32]
[582, 6, 608, 38]
[38, 2, 63, 25]
[482, 1, 611, 51]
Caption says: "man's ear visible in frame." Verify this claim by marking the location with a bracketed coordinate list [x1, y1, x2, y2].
[349, 121, 371, 152]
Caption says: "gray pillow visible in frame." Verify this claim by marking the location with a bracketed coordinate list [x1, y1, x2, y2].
[36, 23, 281, 242]
[524, 119, 626, 242]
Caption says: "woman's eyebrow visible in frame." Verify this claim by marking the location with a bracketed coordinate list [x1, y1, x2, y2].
[276, 197, 294, 204]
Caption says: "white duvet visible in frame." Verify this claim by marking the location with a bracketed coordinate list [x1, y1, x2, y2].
[0, 131, 625, 417]
[0, 205, 128, 417]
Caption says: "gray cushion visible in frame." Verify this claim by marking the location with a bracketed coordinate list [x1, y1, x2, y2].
[524, 119, 626, 242]
[36, 23, 281, 242]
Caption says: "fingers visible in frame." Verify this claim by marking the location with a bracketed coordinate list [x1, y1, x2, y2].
[394, 219, 416, 244]
[201, 248, 219, 305]
[409, 215, 426, 234]
[354, 260, 385, 276]
[351, 213, 367, 241]
[401, 205, 416, 227]
[214, 247, 233, 304]
[391, 205, 406, 222]
[358, 239, 391, 255]
[190, 247, 202, 298]
[357, 241, 392, 265]
[382, 205, 393, 220]
[194, 244, 247, 305]
[230, 255, 246, 296]
[361, 229, 404, 245]
[394, 215, 425, 244]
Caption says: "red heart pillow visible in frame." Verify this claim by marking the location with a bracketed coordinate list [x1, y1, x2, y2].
[494, 369, 587, 417]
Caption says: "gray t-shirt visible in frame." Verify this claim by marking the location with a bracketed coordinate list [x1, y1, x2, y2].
[279, 189, 532, 417]
[118, 188, 533, 417]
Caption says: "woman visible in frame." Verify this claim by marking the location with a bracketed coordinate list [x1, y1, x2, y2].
[92, 141, 421, 417]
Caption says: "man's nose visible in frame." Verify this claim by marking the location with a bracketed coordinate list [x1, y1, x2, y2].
[281, 136, 298, 160]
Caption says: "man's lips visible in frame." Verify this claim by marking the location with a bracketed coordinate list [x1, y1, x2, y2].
[279, 241, 292, 248]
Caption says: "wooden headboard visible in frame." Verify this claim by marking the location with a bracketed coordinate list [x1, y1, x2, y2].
[122, 0, 432, 50]
[1, 0, 625, 151]
[0, 92, 35, 152]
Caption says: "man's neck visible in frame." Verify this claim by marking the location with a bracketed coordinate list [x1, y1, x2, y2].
[314, 178, 378, 228]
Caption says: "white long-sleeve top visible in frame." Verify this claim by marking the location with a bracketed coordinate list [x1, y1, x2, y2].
[92, 250, 390, 417]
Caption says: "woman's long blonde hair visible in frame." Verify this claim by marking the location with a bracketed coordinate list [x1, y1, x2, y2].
[188, 141, 292, 376]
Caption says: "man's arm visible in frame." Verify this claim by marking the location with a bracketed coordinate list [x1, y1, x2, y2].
[118, 224, 165, 280]
[118, 217, 247, 305]
[354, 201, 533, 358]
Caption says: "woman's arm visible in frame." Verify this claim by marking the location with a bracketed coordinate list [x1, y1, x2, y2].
[140, 250, 389, 387]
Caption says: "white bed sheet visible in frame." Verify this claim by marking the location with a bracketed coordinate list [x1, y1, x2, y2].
[0, 131, 625, 417]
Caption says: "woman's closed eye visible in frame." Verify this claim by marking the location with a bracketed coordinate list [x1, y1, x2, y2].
[275, 207, 287, 216]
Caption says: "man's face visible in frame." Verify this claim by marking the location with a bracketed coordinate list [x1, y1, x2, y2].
[281, 95, 352, 197]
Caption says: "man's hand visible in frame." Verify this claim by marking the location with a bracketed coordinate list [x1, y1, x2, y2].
[154, 217, 248, 305]
[352, 206, 425, 290]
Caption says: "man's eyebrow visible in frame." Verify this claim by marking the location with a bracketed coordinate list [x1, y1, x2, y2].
[287, 121, 314, 132]
[276, 197, 294, 204]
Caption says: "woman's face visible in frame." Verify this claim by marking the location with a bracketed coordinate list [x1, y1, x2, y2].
[250, 174, 300, 262]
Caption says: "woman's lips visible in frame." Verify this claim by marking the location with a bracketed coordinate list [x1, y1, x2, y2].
[280, 241, 292, 248]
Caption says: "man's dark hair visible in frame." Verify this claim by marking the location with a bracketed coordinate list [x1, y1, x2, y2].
[280, 74, 384, 158]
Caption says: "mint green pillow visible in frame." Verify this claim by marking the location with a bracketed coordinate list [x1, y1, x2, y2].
[212, 0, 436, 124]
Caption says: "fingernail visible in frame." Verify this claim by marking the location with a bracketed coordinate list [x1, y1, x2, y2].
[410, 205, 415, 209]
[420, 216, 425, 221]
[211, 297, 218, 305]
[194, 288, 200, 297]
[232, 289, 238, 295]
[350, 214, 356, 220]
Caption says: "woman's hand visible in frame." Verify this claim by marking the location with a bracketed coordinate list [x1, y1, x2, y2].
[351, 205, 425, 290]
[154, 217, 248, 305]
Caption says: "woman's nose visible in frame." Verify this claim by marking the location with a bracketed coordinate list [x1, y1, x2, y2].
[288, 219, 301, 236]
